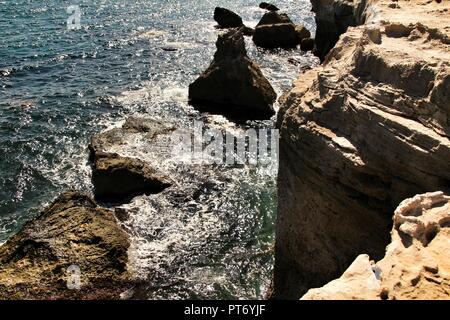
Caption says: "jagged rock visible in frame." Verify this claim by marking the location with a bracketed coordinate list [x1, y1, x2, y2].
[259, 2, 280, 12]
[214, 7, 243, 29]
[0, 192, 131, 299]
[242, 26, 255, 36]
[302, 192, 450, 300]
[253, 12, 310, 48]
[256, 11, 292, 27]
[189, 29, 277, 120]
[92, 153, 171, 203]
[300, 37, 315, 51]
[273, 0, 450, 299]
[89, 117, 173, 203]
[89, 117, 174, 160]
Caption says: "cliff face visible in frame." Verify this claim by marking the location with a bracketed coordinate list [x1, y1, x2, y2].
[302, 192, 450, 300]
[274, 0, 450, 299]
[311, 0, 373, 60]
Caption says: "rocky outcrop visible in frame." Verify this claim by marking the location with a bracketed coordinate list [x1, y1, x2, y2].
[189, 29, 277, 120]
[302, 192, 450, 300]
[253, 12, 311, 49]
[89, 117, 173, 203]
[300, 37, 315, 51]
[273, 0, 450, 299]
[311, 0, 372, 60]
[92, 153, 171, 203]
[214, 7, 243, 29]
[259, 2, 280, 12]
[0, 192, 131, 299]
[256, 12, 292, 27]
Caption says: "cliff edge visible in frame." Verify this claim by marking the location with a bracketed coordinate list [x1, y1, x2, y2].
[274, 0, 450, 299]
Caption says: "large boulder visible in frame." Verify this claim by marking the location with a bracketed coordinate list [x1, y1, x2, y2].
[302, 192, 450, 300]
[256, 12, 292, 27]
[92, 153, 171, 203]
[189, 29, 277, 120]
[253, 23, 311, 48]
[214, 7, 243, 29]
[89, 117, 173, 203]
[253, 12, 310, 48]
[0, 192, 131, 299]
[300, 37, 315, 51]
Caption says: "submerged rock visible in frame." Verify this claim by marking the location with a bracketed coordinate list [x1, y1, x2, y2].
[214, 7, 243, 29]
[92, 153, 171, 203]
[302, 192, 450, 300]
[259, 2, 280, 12]
[253, 12, 310, 48]
[189, 29, 277, 120]
[0, 192, 131, 299]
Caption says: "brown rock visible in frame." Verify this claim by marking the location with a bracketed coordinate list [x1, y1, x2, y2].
[0, 192, 131, 299]
[274, 0, 450, 299]
[92, 153, 171, 203]
[214, 7, 243, 29]
[256, 12, 292, 27]
[253, 12, 310, 48]
[302, 192, 450, 300]
[189, 29, 277, 120]
[300, 37, 315, 51]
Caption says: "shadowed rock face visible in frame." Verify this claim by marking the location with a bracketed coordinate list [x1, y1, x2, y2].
[0, 192, 131, 299]
[273, 0, 450, 299]
[92, 153, 171, 203]
[214, 7, 243, 29]
[311, 0, 370, 60]
[253, 12, 311, 49]
[89, 117, 173, 204]
[302, 192, 450, 300]
[189, 29, 277, 120]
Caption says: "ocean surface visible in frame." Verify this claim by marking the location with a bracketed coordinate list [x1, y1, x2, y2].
[0, 0, 317, 299]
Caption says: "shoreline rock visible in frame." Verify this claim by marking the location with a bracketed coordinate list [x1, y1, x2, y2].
[92, 153, 171, 204]
[214, 7, 243, 29]
[273, 0, 450, 299]
[89, 117, 173, 203]
[253, 12, 311, 48]
[302, 192, 450, 300]
[0, 192, 132, 299]
[189, 29, 277, 120]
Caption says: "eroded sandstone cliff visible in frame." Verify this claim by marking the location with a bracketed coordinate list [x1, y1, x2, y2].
[301, 192, 450, 300]
[274, 0, 450, 299]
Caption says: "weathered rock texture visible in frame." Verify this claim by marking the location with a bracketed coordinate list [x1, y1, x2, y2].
[274, 0, 450, 299]
[92, 153, 171, 203]
[214, 7, 243, 29]
[302, 192, 450, 300]
[189, 29, 277, 120]
[253, 12, 311, 48]
[0, 192, 131, 299]
[89, 117, 173, 203]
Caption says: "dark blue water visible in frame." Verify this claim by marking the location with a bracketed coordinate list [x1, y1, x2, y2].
[0, 0, 317, 298]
